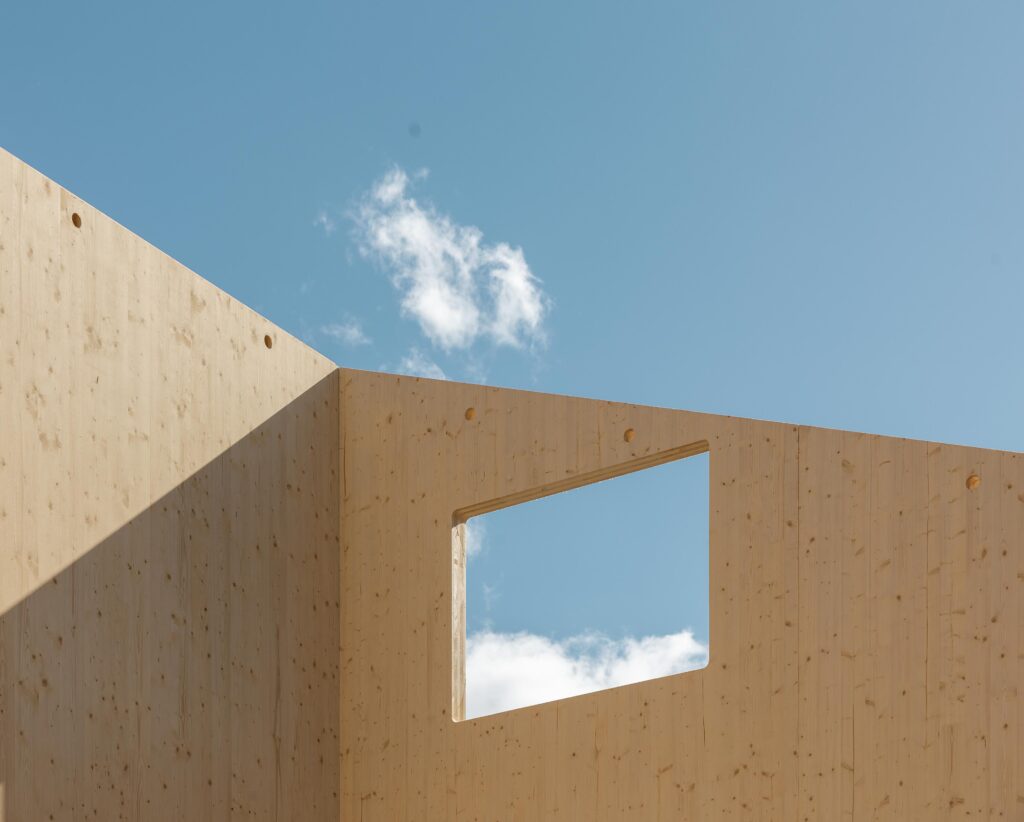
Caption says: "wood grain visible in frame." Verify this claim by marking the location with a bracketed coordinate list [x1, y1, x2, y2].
[3, 145, 1022, 820]
[0, 148, 339, 821]
[339, 369, 1023, 821]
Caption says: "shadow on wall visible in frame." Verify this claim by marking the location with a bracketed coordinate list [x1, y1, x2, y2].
[0, 373, 341, 821]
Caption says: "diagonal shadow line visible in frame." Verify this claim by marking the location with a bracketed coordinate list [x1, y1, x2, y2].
[1, 372, 341, 821]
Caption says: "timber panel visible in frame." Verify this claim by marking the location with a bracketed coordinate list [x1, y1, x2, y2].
[2, 145, 1022, 820]
[339, 371, 802, 819]
[339, 370, 1024, 821]
[0, 148, 340, 821]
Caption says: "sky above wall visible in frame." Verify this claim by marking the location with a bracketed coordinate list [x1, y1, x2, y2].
[4, 1, 1024, 716]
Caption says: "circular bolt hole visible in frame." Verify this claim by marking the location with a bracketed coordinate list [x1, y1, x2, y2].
[624, 428, 636, 443]
[966, 473, 981, 490]
[464, 407, 476, 421]
[71, 213, 82, 228]
[264, 335, 273, 349]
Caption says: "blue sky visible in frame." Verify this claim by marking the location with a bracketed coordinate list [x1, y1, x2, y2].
[5, 2, 1024, 715]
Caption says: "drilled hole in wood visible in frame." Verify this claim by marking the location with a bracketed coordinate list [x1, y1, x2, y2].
[71, 213, 82, 228]
[264, 335, 273, 349]
[966, 473, 981, 490]
[465, 407, 476, 421]
[624, 428, 636, 443]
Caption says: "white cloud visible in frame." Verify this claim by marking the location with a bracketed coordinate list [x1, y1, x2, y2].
[486, 243, 548, 347]
[353, 167, 550, 352]
[398, 347, 447, 380]
[465, 629, 708, 719]
[314, 210, 337, 235]
[481, 582, 499, 614]
[321, 319, 371, 346]
[464, 519, 486, 559]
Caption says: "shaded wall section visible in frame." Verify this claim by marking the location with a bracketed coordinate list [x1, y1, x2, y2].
[3, 144, 1023, 821]
[0, 149, 340, 820]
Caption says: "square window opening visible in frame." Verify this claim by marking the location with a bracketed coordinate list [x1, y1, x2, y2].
[453, 446, 710, 720]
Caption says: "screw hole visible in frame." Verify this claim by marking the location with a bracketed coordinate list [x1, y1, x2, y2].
[264, 335, 273, 349]
[71, 213, 82, 228]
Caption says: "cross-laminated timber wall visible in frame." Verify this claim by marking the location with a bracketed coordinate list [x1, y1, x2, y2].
[0, 147, 341, 820]
[1, 147, 1021, 820]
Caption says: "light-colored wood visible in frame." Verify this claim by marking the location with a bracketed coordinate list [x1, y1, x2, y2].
[3, 145, 1023, 820]
[0, 148, 339, 821]
[338, 372, 804, 819]
[339, 369, 1024, 821]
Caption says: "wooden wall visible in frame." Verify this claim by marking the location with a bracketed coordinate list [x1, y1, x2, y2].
[0, 149, 340, 820]
[339, 369, 1023, 820]
[2, 146, 1021, 820]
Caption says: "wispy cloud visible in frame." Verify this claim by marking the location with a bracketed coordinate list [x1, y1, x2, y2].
[353, 167, 550, 353]
[464, 519, 486, 559]
[398, 347, 447, 380]
[321, 318, 372, 346]
[481, 582, 500, 614]
[465, 629, 707, 719]
[314, 210, 337, 235]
